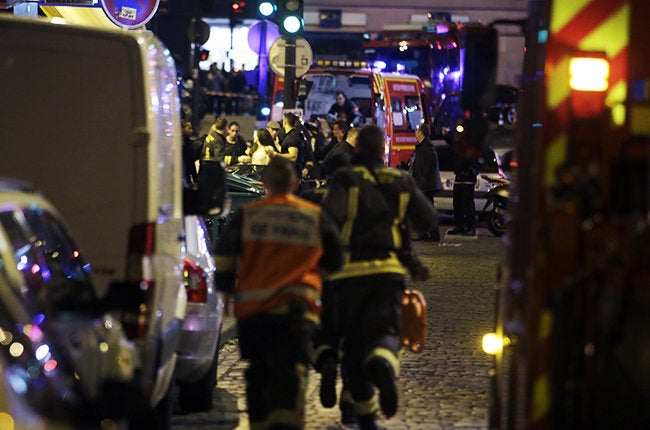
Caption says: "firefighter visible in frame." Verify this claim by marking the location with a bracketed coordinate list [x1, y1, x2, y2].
[320, 124, 437, 429]
[213, 156, 343, 430]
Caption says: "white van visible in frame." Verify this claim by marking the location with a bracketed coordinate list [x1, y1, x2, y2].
[0, 16, 217, 427]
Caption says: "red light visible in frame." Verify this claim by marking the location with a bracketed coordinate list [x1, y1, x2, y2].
[44, 359, 58, 372]
[183, 258, 208, 303]
[231, 1, 245, 13]
[122, 222, 156, 339]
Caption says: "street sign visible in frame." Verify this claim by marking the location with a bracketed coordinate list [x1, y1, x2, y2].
[282, 108, 304, 119]
[248, 20, 280, 54]
[40, 0, 98, 5]
[268, 36, 313, 78]
[100, 0, 159, 29]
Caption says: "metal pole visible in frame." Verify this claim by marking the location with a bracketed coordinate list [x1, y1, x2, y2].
[258, 20, 269, 105]
[191, 0, 202, 129]
[283, 35, 297, 109]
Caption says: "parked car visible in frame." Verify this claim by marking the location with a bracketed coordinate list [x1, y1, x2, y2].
[0, 179, 139, 428]
[433, 140, 506, 214]
[174, 214, 225, 413]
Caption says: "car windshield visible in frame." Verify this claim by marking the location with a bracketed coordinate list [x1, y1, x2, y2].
[0, 208, 99, 316]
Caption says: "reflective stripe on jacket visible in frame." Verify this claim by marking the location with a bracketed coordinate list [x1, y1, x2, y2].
[225, 194, 325, 319]
[323, 161, 436, 280]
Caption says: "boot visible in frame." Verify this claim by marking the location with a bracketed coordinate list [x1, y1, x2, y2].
[365, 358, 397, 418]
[339, 398, 357, 426]
[357, 413, 380, 430]
[319, 357, 337, 408]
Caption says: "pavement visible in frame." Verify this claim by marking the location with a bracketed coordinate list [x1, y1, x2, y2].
[174, 223, 502, 429]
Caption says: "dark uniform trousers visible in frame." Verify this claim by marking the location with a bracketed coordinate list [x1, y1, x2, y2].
[336, 276, 404, 416]
[452, 182, 476, 230]
[238, 300, 316, 430]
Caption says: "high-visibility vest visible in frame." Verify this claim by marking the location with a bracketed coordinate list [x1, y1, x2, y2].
[234, 193, 324, 319]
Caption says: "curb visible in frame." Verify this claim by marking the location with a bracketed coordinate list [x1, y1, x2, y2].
[218, 316, 238, 348]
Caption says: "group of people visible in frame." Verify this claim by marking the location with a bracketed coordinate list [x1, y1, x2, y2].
[204, 62, 253, 116]
[406, 121, 481, 241]
[212, 122, 438, 430]
[195, 113, 307, 172]
[194, 96, 366, 184]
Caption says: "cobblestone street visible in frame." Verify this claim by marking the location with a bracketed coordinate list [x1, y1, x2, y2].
[173, 224, 505, 429]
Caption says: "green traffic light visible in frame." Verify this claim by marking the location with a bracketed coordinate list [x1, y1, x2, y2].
[282, 15, 302, 33]
[258, 1, 275, 17]
[277, 0, 303, 34]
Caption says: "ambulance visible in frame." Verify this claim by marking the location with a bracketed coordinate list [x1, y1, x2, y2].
[271, 61, 432, 167]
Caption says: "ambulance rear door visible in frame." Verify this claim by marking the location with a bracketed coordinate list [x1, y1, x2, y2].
[381, 74, 427, 167]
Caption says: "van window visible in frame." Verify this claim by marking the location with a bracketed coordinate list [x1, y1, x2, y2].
[391, 98, 404, 127]
[352, 97, 372, 121]
[374, 94, 386, 133]
[404, 95, 423, 132]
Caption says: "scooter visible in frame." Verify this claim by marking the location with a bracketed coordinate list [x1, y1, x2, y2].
[481, 174, 510, 237]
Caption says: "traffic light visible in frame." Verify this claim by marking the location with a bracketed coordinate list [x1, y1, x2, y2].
[276, 0, 303, 35]
[230, 1, 247, 25]
[199, 49, 210, 61]
[257, 1, 276, 19]
[231, 1, 246, 14]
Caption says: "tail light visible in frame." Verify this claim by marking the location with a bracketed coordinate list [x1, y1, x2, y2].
[121, 222, 156, 339]
[183, 258, 208, 303]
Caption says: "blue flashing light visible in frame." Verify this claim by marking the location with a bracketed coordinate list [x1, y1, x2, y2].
[373, 60, 387, 70]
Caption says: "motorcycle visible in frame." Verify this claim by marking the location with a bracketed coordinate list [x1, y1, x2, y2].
[480, 174, 510, 237]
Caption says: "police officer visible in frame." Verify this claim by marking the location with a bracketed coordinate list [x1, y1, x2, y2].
[320, 124, 437, 429]
[197, 116, 228, 217]
[444, 117, 483, 236]
[277, 112, 315, 179]
[213, 157, 343, 430]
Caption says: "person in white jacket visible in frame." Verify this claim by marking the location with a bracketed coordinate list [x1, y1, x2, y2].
[247, 128, 276, 165]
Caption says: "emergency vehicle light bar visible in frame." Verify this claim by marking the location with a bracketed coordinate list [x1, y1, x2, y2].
[315, 59, 368, 68]
[569, 55, 609, 92]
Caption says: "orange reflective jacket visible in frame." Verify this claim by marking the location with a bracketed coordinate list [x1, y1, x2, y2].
[232, 194, 325, 319]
